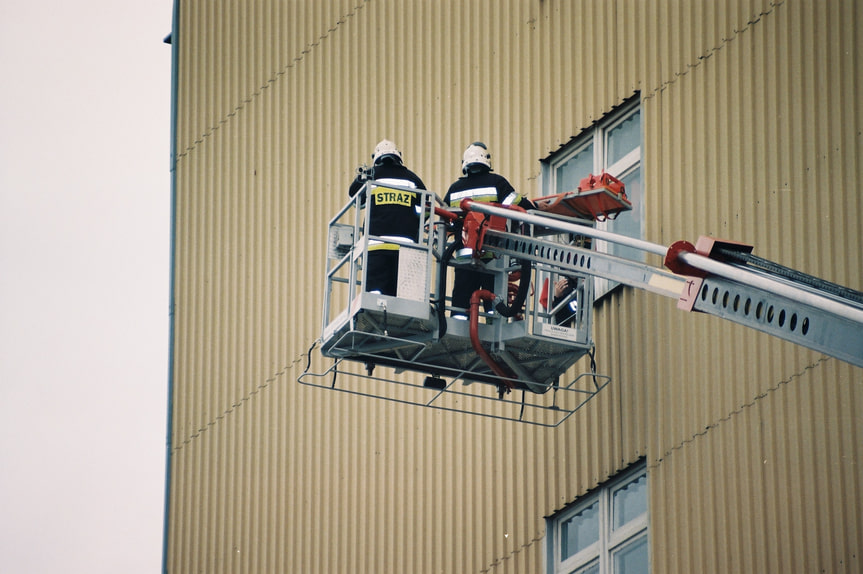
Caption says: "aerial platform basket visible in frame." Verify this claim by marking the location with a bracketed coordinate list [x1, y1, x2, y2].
[298, 182, 610, 427]
[306, 305, 609, 427]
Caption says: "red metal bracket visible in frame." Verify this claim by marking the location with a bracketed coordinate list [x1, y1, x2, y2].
[665, 236, 754, 278]
[666, 236, 755, 311]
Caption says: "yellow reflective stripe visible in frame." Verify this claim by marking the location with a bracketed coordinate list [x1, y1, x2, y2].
[449, 186, 497, 206]
[502, 192, 522, 206]
[368, 243, 400, 251]
[374, 178, 417, 189]
[367, 236, 415, 251]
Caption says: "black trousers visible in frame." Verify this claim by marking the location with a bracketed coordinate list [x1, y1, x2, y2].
[364, 249, 399, 296]
[451, 267, 495, 314]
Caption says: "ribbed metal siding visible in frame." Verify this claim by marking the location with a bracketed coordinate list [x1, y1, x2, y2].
[630, 1, 863, 572]
[167, 1, 862, 572]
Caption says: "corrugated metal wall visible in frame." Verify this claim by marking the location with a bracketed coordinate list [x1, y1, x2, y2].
[166, 1, 862, 572]
[633, 1, 863, 571]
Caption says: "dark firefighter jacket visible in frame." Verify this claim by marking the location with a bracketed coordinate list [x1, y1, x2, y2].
[443, 170, 533, 211]
[349, 162, 427, 244]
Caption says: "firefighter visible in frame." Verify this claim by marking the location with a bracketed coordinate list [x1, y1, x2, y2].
[349, 140, 427, 296]
[443, 142, 535, 316]
[540, 275, 579, 327]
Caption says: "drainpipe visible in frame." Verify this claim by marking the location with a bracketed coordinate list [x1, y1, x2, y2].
[161, 1, 180, 572]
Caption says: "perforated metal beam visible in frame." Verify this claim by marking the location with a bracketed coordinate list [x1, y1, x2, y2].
[487, 229, 863, 367]
[482, 230, 686, 300]
[679, 274, 863, 368]
[472, 203, 863, 369]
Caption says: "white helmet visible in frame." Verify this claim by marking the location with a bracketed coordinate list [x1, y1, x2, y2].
[461, 142, 492, 174]
[371, 139, 403, 165]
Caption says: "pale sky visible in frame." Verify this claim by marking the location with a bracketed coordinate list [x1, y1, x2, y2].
[0, 3, 172, 572]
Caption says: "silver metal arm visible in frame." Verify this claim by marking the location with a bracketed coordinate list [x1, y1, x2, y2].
[464, 200, 863, 367]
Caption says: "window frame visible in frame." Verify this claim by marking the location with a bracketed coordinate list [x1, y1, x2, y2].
[541, 98, 643, 299]
[547, 464, 649, 574]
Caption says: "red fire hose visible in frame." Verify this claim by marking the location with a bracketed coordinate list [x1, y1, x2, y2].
[469, 289, 515, 395]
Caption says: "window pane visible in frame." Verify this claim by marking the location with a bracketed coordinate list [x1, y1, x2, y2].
[606, 110, 640, 166]
[560, 501, 599, 560]
[607, 166, 642, 262]
[613, 535, 648, 574]
[613, 473, 647, 529]
[571, 560, 600, 574]
[556, 143, 594, 194]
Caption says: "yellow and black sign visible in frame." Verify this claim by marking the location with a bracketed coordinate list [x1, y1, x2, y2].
[371, 187, 416, 207]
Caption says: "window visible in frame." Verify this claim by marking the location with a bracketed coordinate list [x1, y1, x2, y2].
[547, 465, 648, 574]
[542, 98, 643, 298]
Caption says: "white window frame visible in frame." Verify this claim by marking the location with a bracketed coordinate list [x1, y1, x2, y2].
[546, 465, 649, 574]
[542, 99, 643, 298]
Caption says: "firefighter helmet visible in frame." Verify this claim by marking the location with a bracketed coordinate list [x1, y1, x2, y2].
[371, 139, 403, 165]
[461, 142, 492, 173]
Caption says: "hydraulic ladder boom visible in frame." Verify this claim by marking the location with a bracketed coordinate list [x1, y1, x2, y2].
[463, 200, 863, 368]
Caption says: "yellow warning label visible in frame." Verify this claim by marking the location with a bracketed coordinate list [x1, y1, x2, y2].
[372, 188, 415, 207]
